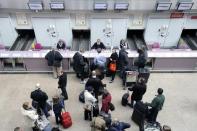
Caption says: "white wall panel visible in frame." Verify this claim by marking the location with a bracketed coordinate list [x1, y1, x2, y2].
[32, 18, 72, 47]
[0, 17, 17, 46]
[145, 17, 185, 47]
[112, 19, 127, 47]
[91, 19, 106, 46]
[184, 15, 197, 29]
[91, 19, 127, 47]
[165, 18, 185, 47]
[144, 18, 170, 47]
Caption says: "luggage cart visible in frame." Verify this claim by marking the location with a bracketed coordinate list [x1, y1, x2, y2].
[125, 70, 138, 87]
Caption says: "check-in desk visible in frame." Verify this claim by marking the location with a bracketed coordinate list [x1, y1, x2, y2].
[0, 50, 70, 72]
[149, 49, 197, 71]
[0, 49, 196, 72]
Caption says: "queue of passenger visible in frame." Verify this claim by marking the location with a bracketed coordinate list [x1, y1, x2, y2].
[16, 38, 169, 131]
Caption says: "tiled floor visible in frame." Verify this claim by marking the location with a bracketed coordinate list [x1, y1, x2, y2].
[0, 73, 197, 131]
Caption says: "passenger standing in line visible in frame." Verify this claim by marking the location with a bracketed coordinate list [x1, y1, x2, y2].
[84, 89, 97, 121]
[93, 49, 106, 80]
[86, 71, 104, 100]
[146, 88, 165, 122]
[128, 78, 147, 108]
[91, 39, 106, 50]
[45, 48, 63, 79]
[30, 83, 50, 117]
[137, 46, 147, 69]
[73, 49, 86, 84]
[118, 41, 129, 86]
[52, 96, 64, 125]
[58, 71, 68, 100]
[101, 89, 112, 114]
[108, 48, 118, 83]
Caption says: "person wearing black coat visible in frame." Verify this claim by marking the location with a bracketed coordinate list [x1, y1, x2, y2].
[91, 39, 106, 50]
[136, 46, 147, 69]
[118, 42, 129, 87]
[128, 78, 147, 108]
[85, 71, 103, 100]
[73, 50, 87, 84]
[45, 49, 63, 78]
[58, 71, 68, 100]
[30, 83, 50, 117]
[57, 40, 66, 50]
[108, 49, 118, 83]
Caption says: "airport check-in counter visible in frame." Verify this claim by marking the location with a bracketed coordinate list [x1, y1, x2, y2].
[0, 49, 197, 72]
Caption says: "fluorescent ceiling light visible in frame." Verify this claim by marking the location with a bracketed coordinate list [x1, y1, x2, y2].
[94, 3, 108, 10]
[28, 3, 43, 10]
[50, 2, 65, 10]
[177, 2, 193, 10]
[114, 3, 129, 10]
[156, 2, 172, 11]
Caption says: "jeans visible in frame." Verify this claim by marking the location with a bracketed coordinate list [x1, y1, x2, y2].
[55, 113, 62, 125]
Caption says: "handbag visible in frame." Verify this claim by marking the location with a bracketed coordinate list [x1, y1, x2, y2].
[109, 102, 115, 111]
[109, 63, 116, 72]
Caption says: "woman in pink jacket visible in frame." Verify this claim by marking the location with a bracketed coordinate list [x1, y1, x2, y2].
[101, 89, 112, 113]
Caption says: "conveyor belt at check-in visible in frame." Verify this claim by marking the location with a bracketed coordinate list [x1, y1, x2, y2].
[183, 35, 197, 50]
[72, 38, 90, 51]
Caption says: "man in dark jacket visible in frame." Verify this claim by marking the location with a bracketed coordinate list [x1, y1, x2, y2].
[73, 49, 87, 84]
[86, 71, 103, 100]
[118, 41, 129, 87]
[136, 46, 147, 69]
[128, 78, 147, 108]
[146, 88, 165, 122]
[58, 71, 68, 100]
[30, 83, 49, 117]
[45, 48, 63, 78]
[91, 39, 106, 50]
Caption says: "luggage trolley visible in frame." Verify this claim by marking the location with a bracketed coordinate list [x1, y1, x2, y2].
[125, 70, 138, 87]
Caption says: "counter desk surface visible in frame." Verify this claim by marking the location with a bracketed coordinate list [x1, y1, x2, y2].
[0, 49, 197, 58]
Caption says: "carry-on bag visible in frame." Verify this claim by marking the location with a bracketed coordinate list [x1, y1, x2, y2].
[121, 92, 129, 106]
[79, 90, 85, 103]
[61, 111, 72, 128]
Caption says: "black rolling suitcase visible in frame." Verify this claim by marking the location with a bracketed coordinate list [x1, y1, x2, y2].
[131, 101, 148, 129]
[138, 68, 150, 83]
[121, 92, 129, 106]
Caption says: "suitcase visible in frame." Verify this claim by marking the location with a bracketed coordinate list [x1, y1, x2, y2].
[61, 112, 72, 128]
[138, 68, 150, 83]
[121, 92, 129, 106]
[132, 101, 147, 127]
[79, 91, 85, 103]
[125, 70, 138, 87]
[93, 104, 99, 117]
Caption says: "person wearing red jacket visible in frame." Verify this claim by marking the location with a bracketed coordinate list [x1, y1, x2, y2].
[101, 89, 112, 114]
